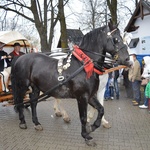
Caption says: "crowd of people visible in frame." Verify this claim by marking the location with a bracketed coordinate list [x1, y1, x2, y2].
[104, 54, 150, 113]
[104, 65, 120, 100]
[0, 42, 25, 93]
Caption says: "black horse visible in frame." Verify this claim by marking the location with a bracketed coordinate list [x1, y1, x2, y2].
[11, 21, 131, 146]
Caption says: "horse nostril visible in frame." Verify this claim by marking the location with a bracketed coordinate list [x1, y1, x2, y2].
[126, 57, 129, 61]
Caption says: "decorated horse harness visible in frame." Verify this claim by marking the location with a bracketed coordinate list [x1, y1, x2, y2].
[57, 45, 126, 82]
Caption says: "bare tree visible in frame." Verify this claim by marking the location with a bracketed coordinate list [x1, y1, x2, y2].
[78, 0, 136, 32]
[0, 0, 69, 52]
[78, 0, 107, 31]
[107, 0, 117, 24]
[135, 0, 139, 6]
[58, 0, 68, 48]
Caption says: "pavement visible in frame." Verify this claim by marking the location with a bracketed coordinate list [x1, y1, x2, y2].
[0, 85, 150, 150]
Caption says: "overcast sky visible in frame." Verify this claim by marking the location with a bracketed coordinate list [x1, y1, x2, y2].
[52, 0, 135, 48]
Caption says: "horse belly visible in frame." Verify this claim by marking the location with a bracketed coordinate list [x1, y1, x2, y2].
[52, 85, 73, 98]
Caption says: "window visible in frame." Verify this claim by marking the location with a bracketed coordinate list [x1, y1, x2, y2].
[128, 38, 139, 48]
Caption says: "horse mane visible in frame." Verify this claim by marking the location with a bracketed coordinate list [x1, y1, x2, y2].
[79, 26, 107, 52]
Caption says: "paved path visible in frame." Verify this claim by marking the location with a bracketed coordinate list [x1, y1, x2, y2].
[0, 86, 150, 150]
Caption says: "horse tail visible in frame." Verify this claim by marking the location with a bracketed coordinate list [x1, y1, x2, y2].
[11, 56, 20, 105]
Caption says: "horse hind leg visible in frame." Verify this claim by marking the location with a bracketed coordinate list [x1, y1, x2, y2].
[54, 98, 63, 117]
[98, 74, 111, 127]
[29, 86, 43, 131]
[14, 87, 28, 129]
[62, 109, 71, 123]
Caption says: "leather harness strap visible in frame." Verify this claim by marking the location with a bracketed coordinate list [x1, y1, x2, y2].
[72, 45, 126, 77]
[73, 45, 106, 78]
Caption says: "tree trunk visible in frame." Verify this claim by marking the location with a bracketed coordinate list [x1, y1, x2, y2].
[39, 34, 49, 52]
[58, 0, 68, 49]
[107, 0, 117, 24]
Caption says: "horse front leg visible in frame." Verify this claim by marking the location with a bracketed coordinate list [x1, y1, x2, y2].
[88, 96, 104, 132]
[91, 74, 111, 128]
[77, 95, 96, 147]
[30, 87, 43, 131]
[87, 91, 110, 128]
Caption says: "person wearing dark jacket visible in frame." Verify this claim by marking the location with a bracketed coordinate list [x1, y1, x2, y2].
[122, 68, 133, 98]
[0, 42, 11, 93]
[114, 64, 120, 99]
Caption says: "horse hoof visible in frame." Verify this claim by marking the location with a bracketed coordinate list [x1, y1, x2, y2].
[85, 139, 97, 147]
[102, 123, 111, 129]
[34, 124, 43, 131]
[19, 123, 27, 129]
[55, 112, 62, 117]
[63, 117, 71, 123]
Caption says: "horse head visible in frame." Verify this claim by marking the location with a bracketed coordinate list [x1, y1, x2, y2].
[105, 20, 132, 67]
[79, 20, 132, 68]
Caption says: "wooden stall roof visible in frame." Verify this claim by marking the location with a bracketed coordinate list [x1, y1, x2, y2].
[124, 0, 150, 32]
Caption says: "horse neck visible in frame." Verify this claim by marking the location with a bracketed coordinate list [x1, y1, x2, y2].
[79, 26, 108, 61]
[98, 51, 106, 64]
[79, 42, 106, 64]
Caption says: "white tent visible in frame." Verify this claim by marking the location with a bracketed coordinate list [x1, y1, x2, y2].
[0, 31, 31, 53]
[0, 31, 31, 47]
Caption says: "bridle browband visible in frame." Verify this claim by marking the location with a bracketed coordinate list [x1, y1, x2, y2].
[107, 28, 117, 36]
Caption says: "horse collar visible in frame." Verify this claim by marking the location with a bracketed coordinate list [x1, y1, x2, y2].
[57, 53, 72, 81]
[72, 45, 104, 78]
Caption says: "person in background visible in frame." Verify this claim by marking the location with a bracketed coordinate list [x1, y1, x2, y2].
[128, 54, 141, 106]
[30, 47, 38, 53]
[9, 42, 25, 59]
[139, 56, 150, 109]
[0, 42, 11, 93]
[109, 72, 114, 100]
[30, 48, 34, 53]
[144, 78, 150, 113]
[113, 64, 120, 99]
[104, 72, 113, 100]
[122, 67, 133, 99]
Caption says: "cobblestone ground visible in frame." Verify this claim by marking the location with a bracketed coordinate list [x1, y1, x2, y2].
[0, 86, 150, 150]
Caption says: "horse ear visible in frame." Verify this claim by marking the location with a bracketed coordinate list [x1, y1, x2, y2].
[108, 19, 119, 30]
[115, 21, 120, 28]
[108, 19, 114, 31]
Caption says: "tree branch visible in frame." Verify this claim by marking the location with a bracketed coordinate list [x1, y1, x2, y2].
[0, 5, 34, 22]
